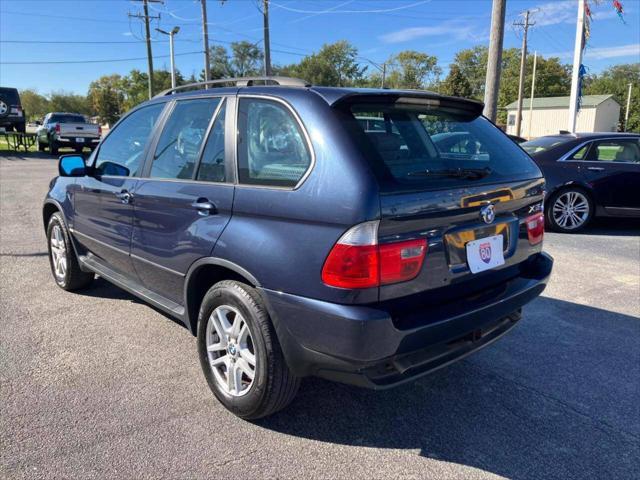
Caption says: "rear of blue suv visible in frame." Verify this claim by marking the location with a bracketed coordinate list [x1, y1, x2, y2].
[43, 78, 552, 419]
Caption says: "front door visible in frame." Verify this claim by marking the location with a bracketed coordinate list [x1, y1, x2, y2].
[73, 102, 166, 276]
[131, 96, 234, 304]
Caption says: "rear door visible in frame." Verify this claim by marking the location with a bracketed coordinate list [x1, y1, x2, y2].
[73, 102, 166, 276]
[130, 96, 234, 304]
[578, 138, 640, 212]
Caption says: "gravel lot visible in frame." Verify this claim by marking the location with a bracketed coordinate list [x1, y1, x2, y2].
[1, 152, 639, 480]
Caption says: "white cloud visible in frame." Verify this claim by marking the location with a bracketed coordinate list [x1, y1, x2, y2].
[545, 43, 640, 60]
[379, 20, 484, 44]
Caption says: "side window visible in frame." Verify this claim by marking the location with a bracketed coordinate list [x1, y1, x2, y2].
[237, 98, 312, 187]
[94, 103, 165, 177]
[588, 139, 640, 163]
[568, 144, 590, 160]
[150, 98, 220, 180]
[197, 101, 226, 182]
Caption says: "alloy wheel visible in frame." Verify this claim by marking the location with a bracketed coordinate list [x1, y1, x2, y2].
[50, 224, 68, 280]
[552, 191, 590, 230]
[206, 305, 256, 397]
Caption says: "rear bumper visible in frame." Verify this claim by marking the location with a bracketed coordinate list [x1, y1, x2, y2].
[56, 136, 100, 146]
[260, 252, 553, 388]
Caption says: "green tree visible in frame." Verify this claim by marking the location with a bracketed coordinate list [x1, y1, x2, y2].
[440, 64, 472, 98]
[230, 41, 263, 77]
[383, 50, 441, 90]
[18, 89, 49, 121]
[120, 69, 184, 111]
[48, 91, 90, 116]
[285, 41, 366, 86]
[88, 74, 125, 125]
[451, 45, 488, 100]
[585, 63, 639, 132]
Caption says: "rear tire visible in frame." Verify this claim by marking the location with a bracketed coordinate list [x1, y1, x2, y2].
[197, 280, 300, 419]
[49, 136, 59, 156]
[47, 212, 94, 291]
[546, 188, 593, 233]
[37, 138, 45, 152]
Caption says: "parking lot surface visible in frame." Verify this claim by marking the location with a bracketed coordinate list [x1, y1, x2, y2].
[1, 153, 639, 480]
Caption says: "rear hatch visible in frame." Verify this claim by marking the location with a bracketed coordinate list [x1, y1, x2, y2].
[336, 93, 545, 315]
[0, 87, 22, 119]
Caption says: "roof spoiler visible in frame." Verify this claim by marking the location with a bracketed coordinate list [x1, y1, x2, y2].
[328, 91, 484, 117]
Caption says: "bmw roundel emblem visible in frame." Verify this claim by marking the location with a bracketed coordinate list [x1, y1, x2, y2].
[480, 204, 496, 224]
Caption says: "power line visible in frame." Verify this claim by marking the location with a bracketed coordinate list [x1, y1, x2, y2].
[0, 51, 202, 65]
[0, 10, 131, 23]
[269, 1, 432, 15]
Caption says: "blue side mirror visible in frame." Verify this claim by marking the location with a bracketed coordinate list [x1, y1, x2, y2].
[58, 155, 86, 177]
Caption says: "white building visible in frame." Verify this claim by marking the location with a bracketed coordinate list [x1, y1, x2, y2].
[505, 94, 620, 139]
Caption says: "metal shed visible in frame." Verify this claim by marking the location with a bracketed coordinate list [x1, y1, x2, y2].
[505, 94, 621, 139]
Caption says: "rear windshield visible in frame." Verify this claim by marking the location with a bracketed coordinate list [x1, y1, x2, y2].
[49, 114, 87, 123]
[342, 103, 541, 191]
[0, 88, 20, 105]
[521, 136, 571, 155]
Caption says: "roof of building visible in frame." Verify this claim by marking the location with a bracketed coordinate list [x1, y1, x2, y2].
[505, 94, 617, 110]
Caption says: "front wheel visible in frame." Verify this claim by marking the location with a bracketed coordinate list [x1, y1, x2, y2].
[546, 188, 593, 233]
[47, 213, 94, 290]
[197, 280, 300, 419]
[37, 138, 45, 151]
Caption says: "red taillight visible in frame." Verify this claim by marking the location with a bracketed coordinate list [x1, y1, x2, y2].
[321, 221, 427, 289]
[55, 124, 60, 133]
[379, 239, 427, 285]
[525, 212, 544, 245]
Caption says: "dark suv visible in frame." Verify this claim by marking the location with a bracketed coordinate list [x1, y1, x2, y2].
[43, 77, 553, 419]
[0, 87, 25, 133]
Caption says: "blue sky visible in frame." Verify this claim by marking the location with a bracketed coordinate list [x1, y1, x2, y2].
[1, 0, 639, 94]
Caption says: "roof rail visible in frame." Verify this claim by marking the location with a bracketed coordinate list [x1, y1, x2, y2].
[155, 76, 311, 97]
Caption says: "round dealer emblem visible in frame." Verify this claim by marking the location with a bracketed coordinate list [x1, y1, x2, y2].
[0, 101, 7, 115]
[480, 204, 495, 224]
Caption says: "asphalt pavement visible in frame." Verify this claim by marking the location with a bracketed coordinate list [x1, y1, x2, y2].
[1, 152, 639, 480]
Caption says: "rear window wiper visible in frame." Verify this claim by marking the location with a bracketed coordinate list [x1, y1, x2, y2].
[407, 167, 491, 179]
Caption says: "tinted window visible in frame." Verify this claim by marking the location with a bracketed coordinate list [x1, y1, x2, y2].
[49, 114, 86, 124]
[0, 88, 20, 105]
[150, 98, 219, 180]
[587, 139, 640, 163]
[569, 144, 589, 160]
[237, 98, 311, 187]
[521, 136, 571, 155]
[94, 103, 164, 177]
[197, 101, 226, 182]
[344, 103, 541, 190]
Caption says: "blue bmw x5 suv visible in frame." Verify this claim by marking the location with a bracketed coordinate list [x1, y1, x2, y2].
[43, 77, 553, 419]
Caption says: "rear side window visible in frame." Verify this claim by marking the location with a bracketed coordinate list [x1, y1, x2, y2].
[49, 114, 86, 124]
[150, 98, 220, 180]
[587, 139, 640, 163]
[197, 101, 226, 182]
[94, 103, 164, 177]
[344, 103, 541, 190]
[237, 98, 311, 188]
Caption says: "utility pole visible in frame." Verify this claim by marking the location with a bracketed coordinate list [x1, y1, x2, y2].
[262, 0, 272, 76]
[129, 0, 162, 99]
[483, 0, 506, 122]
[381, 63, 386, 88]
[568, 0, 586, 133]
[156, 27, 180, 89]
[514, 10, 534, 137]
[200, 0, 211, 84]
[624, 82, 633, 131]
[527, 51, 538, 140]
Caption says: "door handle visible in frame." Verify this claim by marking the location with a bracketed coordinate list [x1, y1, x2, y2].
[115, 190, 133, 204]
[587, 166, 605, 172]
[191, 198, 217, 216]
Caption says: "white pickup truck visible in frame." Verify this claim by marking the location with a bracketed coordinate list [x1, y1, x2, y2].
[36, 112, 102, 155]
